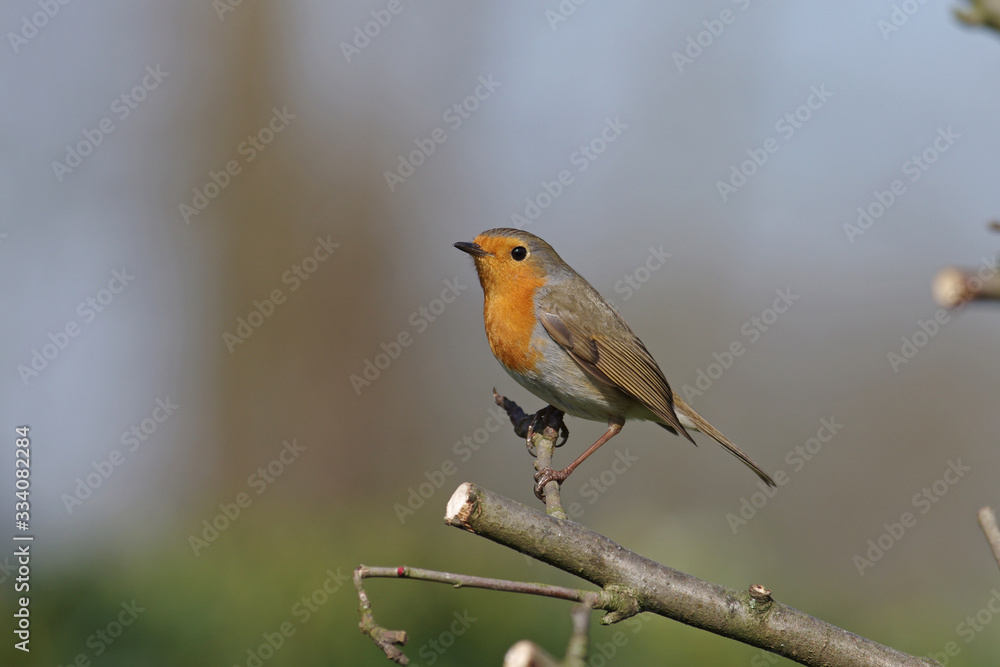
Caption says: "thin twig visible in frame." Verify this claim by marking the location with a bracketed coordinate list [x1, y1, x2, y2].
[978, 506, 1000, 574]
[354, 564, 600, 665]
[503, 641, 560, 667]
[360, 565, 593, 602]
[565, 593, 599, 666]
[354, 565, 409, 665]
[493, 390, 567, 518]
[502, 592, 600, 667]
[533, 428, 567, 519]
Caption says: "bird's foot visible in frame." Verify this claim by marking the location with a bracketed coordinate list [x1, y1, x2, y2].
[533, 466, 570, 500]
[525, 405, 569, 456]
[493, 390, 568, 456]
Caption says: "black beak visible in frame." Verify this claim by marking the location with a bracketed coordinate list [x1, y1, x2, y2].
[454, 241, 491, 258]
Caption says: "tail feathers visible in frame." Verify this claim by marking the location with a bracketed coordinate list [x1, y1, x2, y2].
[671, 397, 776, 487]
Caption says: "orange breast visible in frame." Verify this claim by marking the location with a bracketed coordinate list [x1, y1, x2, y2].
[483, 274, 544, 374]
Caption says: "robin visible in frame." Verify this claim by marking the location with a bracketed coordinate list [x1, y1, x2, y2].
[455, 228, 775, 498]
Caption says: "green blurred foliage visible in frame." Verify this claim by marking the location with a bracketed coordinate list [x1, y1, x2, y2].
[4, 500, 999, 665]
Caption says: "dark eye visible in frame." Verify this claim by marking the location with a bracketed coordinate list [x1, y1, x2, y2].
[510, 246, 527, 261]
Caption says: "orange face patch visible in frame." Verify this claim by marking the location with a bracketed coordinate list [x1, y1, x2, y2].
[472, 234, 546, 374]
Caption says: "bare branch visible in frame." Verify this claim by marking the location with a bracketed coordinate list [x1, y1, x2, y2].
[955, 0, 1000, 34]
[492, 389, 568, 518]
[359, 564, 592, 602]
[503, 641, 560, 667]
[357, 393, 939, 665]
[502, 594, 599, 667]
[978, 506, 1000, 573]
[354, 565, 409, 665]
[354, 564, 600, 664]
[565, 594, 599, 666]
[445, 482, 939, 667]
[533, 427, 567, 519]
[933, 265, 1000, 307]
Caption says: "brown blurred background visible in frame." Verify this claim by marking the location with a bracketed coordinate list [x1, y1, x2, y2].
[2, 1, 1000, 664]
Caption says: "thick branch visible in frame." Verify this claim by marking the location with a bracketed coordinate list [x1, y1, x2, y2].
[445, 482, 938, 667]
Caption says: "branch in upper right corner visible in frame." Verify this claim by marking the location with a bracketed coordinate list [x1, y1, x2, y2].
[955, 0, 1000, 34]
[933, 264, 1000, 308]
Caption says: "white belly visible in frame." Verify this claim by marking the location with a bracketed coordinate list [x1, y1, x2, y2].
[500, 329, 658, 424]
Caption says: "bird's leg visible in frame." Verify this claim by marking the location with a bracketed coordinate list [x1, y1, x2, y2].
[534, 419, 623, 500]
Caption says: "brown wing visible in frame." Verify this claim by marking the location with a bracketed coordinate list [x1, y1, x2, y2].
[539, 310, 694, 444]
[540, 309, 776, 487]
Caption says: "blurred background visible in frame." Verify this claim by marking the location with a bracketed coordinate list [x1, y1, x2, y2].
[2, 1, 999, 664]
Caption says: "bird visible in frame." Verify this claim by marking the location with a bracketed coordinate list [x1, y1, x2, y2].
[454, 228, 775, 498]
